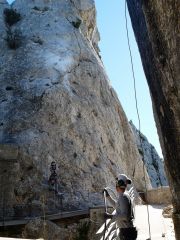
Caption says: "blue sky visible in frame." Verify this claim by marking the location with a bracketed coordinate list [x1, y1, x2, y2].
[6, 0, 162, 157]
[94, 0, 162, 157]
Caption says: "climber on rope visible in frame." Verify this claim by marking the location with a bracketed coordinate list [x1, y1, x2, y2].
[48, 161, 58, 193]
[103, 174, 137, 240]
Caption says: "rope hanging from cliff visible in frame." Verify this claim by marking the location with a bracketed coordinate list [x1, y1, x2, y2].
[102, 191, 108, 240]
[124, 1, 152, 239]
[1, 172, 5, 228]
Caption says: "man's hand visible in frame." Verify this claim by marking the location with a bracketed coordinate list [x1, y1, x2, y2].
[103, 188, 110, 197]
[104, 212, 113, 219]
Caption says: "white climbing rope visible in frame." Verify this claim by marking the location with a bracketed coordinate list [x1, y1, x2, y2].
[124, 1, 152, 239]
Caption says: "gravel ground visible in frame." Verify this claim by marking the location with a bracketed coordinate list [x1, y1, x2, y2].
[134, 205, 175, 240]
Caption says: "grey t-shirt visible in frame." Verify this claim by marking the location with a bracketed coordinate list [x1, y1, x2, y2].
[107, 191, 134, 228]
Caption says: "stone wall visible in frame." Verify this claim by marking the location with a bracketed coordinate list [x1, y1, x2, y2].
[146, 186, 172, 204]
[89, 206, 114, 240]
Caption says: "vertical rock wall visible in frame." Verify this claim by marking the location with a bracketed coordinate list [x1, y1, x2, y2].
[126, 0, 180, 238]
[0, 0, 150, 218]
[130, 121, 168, 188]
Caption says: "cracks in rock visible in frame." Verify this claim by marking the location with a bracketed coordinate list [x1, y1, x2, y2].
[65, 16, 98, 65]
[73, 29, 82, 59]
[65, 16, 82, 59]
[69, 0, 79, 13]
[50, 57, 96, 97]
[51, 65, 60, 74]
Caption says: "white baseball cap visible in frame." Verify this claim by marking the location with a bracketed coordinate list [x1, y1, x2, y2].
[117, 174, 132, 185]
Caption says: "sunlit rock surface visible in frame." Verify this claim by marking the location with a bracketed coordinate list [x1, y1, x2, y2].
[0, 0, 151, 218]
[130, 121, 168, 188]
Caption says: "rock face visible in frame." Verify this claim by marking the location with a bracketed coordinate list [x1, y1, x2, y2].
[130, 121, 168, 188]
[22, 219, 77, 240]
[0, 0, 151, 219]
[126, 0, 180, 238]
[22, 218, 90, 240]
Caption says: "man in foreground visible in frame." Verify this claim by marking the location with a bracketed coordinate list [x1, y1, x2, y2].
[103, 174, 137, 240]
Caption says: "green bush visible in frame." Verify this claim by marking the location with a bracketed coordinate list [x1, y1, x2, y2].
[76, 221, 90, 240]
[72, 18, 82, 29]
[5, 28, 22, 49]
[4, 8, 21, 26]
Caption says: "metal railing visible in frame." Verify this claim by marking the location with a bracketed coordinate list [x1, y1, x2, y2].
[96, 210, 119, 240]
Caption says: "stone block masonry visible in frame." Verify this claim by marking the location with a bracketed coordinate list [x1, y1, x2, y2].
[146, 186, 172, 204]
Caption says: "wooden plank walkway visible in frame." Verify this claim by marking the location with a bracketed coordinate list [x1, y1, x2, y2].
[0, 209, 89, 227]
[0, 238, 43, 240]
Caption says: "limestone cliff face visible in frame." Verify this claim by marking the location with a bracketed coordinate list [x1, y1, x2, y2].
[130, 121, 168, 188]
[0, 0, 150, 218]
